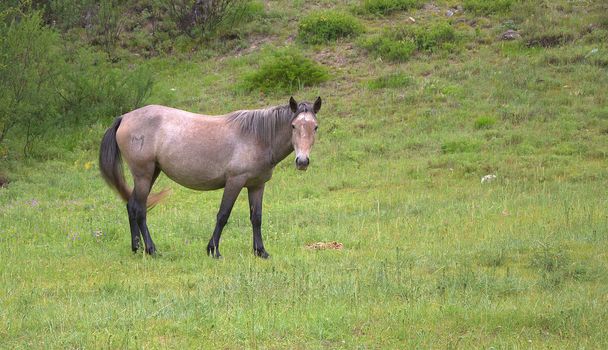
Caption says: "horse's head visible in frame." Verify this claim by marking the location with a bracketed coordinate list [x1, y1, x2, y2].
[289, 96, 321, 171]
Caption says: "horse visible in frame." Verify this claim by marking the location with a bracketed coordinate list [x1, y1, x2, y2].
[99, 96, 321, 259]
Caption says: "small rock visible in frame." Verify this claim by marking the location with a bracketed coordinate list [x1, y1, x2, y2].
[501, 29, 521, 41]
[446, 9, 455, 17]
[481, 174, 497, 184]
[408, 16, 416, 23]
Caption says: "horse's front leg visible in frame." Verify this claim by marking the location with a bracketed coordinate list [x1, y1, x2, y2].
[206, 177, 245, 258]
[248, 184, 269, 258]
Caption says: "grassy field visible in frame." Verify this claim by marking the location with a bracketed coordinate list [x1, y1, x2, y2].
[1, 0, 608, 348]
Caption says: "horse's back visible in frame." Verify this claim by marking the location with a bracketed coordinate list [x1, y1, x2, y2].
[116, 105, 246, 190]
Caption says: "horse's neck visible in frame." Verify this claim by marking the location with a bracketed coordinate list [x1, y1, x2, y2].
[270, 124, 294, 166]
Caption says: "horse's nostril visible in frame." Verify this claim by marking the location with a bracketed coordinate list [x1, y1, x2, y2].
[295, 157, 309, 167]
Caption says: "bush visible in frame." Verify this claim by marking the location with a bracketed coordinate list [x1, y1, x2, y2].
[368, 73, 414, 89]
[242, 48, 329, 94]
[463, 0, 516, 15]
[214, 0, 266, 37]
[0, 10, 65, 152]
[358, 0, 422, 15]
[0, 9, 154, 156]
[60, 48, 154, 123]
[298, 10, 363, 44]
[156, 0, 245, 38]
[360, 22, 456, 61]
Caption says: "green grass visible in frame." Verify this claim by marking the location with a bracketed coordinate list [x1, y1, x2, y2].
[357, 0, 423, 15]
[367, 72, 415, 89]
[359, 21, 458, 61]
[1, 0, 608, 348]
[463, 0, 517, 15]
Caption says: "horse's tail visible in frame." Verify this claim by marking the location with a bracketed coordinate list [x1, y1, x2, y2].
[99, 117, 170, 209]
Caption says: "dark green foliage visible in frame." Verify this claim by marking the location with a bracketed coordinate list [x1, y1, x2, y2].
[0, 11, 64, 150]
[360, 22, 456, 61]
[242, 48, 329, 94]
[156, 0, 245, 38]
[298, 10, 363, 44]
[0, 9, 153, 155]
[46, 0, 97, 31]
[358, 0, 422, 15]
[60, 49, 154, 123]
[463, 0, 516, 15]
[368, 73, 414, 89]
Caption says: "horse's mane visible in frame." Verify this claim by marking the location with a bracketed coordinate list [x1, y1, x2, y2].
[225, 105, 293, 145]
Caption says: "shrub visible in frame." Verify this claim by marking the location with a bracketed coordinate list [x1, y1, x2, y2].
[463, 0, 516, 15]
[368, 72, 414, 89]
[358, 0, 422, 15]
[242, 48, 329, 94]
[156, 0, 245, 38]
[360, 22, 456, 61]
[0, 10, 154, 156]
[215, 0, 266, 37]
[61, 49, 154, 123]
[298, 10, 363, 44]
[0, 11, 65, 151]
[42, 0, 96, 30]
[474, 116, 497, 129]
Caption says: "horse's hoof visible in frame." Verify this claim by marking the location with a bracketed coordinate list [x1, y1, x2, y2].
[255, 249, 270, 259]
[145, 246, 156, 255]
[207, 244, 221, 259]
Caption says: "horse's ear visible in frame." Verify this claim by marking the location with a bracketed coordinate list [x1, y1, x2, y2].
[289, 96, 298, 113]
[313, 96, 322, 113]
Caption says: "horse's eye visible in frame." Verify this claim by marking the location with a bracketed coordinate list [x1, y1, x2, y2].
[314, 126, 318, 131]
[291, 124, 295, 129]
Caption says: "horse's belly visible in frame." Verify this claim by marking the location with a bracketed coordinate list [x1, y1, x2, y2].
[159, 158, 227, 191]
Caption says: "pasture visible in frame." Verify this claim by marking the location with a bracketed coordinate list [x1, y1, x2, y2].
[1, 0, 607, 348]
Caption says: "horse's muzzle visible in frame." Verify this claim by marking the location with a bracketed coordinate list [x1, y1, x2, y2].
[295, 156, 309, 171]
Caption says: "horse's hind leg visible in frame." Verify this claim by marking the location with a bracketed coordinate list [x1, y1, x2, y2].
[127, 201, 141, 252]
[127, 167, 161, 254]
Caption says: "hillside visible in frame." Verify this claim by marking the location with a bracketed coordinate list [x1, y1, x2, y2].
[1, 0, 607, 348]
